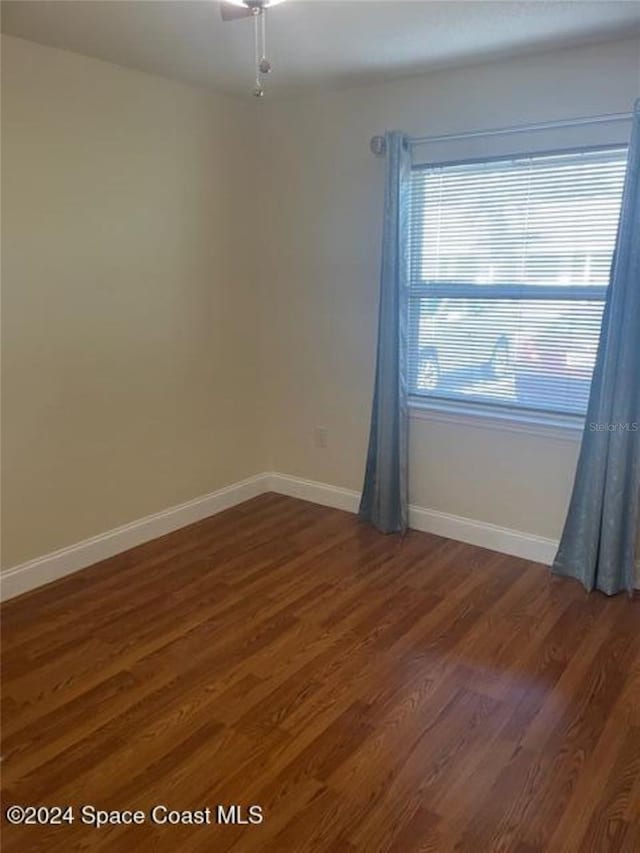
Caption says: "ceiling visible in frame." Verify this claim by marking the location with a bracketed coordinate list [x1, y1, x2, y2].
[2, 0, 639, 98]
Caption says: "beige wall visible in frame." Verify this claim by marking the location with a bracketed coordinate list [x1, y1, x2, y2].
[1, 35, 262, 567]
[2, 34, 638, 570]
[258, 38, 640, 540]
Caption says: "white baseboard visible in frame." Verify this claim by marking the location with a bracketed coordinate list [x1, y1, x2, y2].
[2, 470, 558, 602]
[265, 472, 558, 565]
[0, 474, 268, 602]
[407, 504, 558, 565]
[265, 472, 360, 514]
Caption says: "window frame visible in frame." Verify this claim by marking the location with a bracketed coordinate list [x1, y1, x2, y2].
[407, 142, 628, 431]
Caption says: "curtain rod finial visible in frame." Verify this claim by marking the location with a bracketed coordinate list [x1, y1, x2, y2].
[370, 135, 386, 157]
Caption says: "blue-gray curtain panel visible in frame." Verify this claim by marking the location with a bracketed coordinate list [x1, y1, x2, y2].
[553, 99, 640, 595]
[359, 131, 411, 534]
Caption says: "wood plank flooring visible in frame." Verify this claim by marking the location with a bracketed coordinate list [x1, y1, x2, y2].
[1, 493, 639, 852]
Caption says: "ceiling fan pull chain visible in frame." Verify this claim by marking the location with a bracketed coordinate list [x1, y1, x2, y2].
[259, 8, 272, 75]
[253, 7, 264, 97]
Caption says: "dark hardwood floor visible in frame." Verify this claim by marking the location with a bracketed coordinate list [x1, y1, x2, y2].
[1, 493, 639, 852]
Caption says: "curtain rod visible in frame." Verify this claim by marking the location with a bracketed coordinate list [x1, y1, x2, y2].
[369, 111, 632, 156]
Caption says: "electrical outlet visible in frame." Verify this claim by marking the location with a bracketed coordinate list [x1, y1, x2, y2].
[313, 426, 328, 449]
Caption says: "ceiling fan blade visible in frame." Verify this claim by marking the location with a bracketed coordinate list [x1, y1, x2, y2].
[220, 2, 252, 21]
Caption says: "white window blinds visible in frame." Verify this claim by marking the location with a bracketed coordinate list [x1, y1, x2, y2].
[408, 146, 628, 417]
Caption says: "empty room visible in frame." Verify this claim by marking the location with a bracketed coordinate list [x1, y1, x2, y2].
[1, 1, 639, 850]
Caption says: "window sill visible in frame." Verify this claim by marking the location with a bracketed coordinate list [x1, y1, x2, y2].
[408, 398, 584, 441]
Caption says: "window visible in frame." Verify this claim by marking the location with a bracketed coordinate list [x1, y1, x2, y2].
[408, 146, 628, 419]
